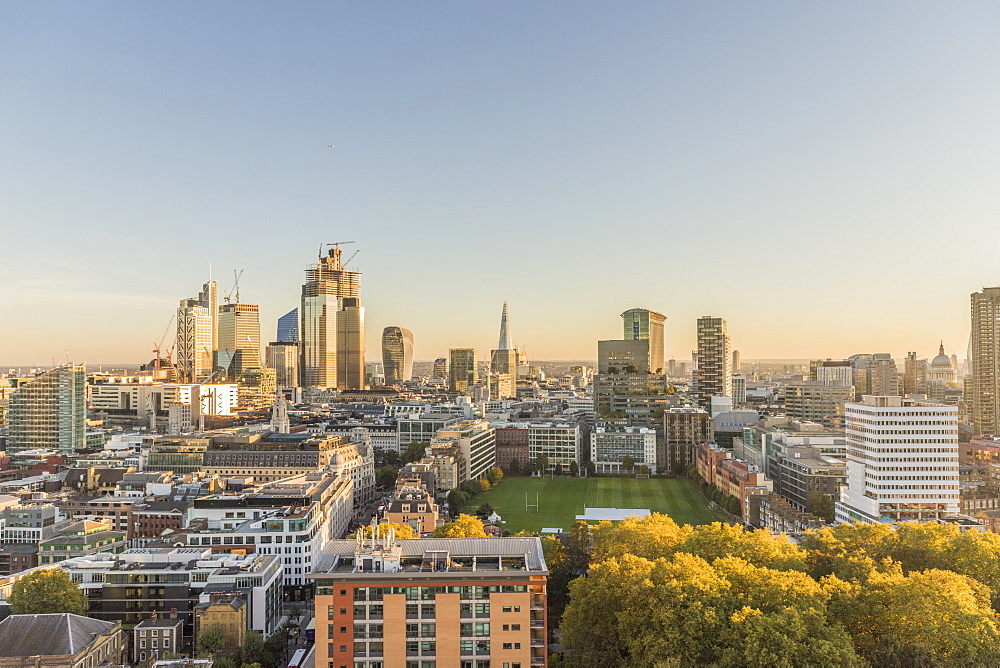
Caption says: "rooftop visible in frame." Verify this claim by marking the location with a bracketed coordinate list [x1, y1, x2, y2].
[0, 614, 118, 657]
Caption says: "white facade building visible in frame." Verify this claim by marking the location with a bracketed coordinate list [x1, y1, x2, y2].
[836, 395, 959, 524]
[528, 422, 581, 472]
[89, 383, 238, 417]
[591, 426, 657, 474]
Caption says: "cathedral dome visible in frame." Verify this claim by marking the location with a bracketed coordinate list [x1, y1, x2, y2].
[931, 341, 952, 369]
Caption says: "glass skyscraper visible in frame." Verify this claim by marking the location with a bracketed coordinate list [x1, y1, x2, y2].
[8, 364, 86, 452]
[382, 326, 414, 385]
[277, 308, 299, 343]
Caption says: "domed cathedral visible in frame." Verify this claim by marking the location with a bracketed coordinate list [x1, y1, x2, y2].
[928, 341, 960, 402]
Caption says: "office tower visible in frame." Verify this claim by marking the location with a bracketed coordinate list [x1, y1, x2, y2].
[694, 316, 731, 408]
[176, 298, 214, 382]
[381, 326, 414, 385]
[836, 395, 958, 523]
[448, 348, 477, 394]
[621, 308, 666, 373]
[597, 339, 651, 374]
[809, 359, 853, 386]
[432, 357, 448, 380]
[868, 356, 899, 396]
[276, 308, 299, 343]
[490, 301, 519, 399]
[217, 303, 261, 378]
[732, 350, 740, 375]
[265, 341, 300, 388]
[971, 287, 1000, 435]
[7, 364, 86, 451]
[300, 246, 361, 388]
[336, 297, 365, 390]
[903, 352, 929, 395]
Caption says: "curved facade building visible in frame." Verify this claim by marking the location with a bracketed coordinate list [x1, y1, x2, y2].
[381, 326, 414, 385]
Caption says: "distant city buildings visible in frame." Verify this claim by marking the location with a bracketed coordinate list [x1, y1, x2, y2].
[217, 303, 262, 379]
[490, 301, 518, 399]
[176, 281, 217, 383]
[621, 307, 665, 373]
[300, 245, 363, 390]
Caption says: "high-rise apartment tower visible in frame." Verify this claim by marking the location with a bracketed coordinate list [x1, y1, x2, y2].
[971, 287, 1000, 435]
[7, 364, 86, 452]
[694, 316, 731, 408]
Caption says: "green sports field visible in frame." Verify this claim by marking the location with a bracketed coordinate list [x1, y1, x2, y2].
[465, 476, 722, 533]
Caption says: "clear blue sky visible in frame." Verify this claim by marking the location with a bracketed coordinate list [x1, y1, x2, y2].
[3, 2, 1000, 365]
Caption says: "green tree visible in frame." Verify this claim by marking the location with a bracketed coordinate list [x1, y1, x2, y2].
[636, 464, 650, 475]
[476, 502, 495, 517]
[504, 459, 522, 476]
[239, 631, 265, 665]
[373, 447, 401, 468]
[536, 454, 549, 473]
[807, 491, 835, 523]
[569, 461, 579, 477]
[8, 569, 87, 616]
[375, 465, 398, 489]
[401, 441, 429, 464]
[433, 514, 488, 538]
[447, 488, 470, 515]
[460, 479, 484, 497]
[621, 455, 635, 473]
[197, 623, 228, 656]
[585, 461, 596, 477]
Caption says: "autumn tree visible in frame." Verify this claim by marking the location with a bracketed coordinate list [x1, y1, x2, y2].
[8, 569, 87, 616]
[433, 514, 488, 538]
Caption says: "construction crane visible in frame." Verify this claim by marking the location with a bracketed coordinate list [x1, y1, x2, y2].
[224, 269, 244, 304]
[343, 249, 360, 267]
[152, 315, 175, 373]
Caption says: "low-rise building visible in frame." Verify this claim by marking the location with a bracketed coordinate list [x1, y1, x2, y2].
[434, 420, 497, 481]
[194, 592, 248, 654]
[133, 618, 184, 665]
[38, 519, 127, 564]
[0, 614, 125, 668]
[310, 533, 549, 668]
[590, 426, 656, 474]
[383, 485, 440, 535]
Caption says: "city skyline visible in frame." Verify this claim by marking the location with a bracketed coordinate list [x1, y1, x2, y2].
[4, 4, 1000, 363]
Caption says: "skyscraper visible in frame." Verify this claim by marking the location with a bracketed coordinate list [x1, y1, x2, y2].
[8, 364, 86, 451]
[490, 301, 518, 399]
[176, 279, 217, 382]
[621, 308, 665, 373]
[971, 287, 1000, 435]
[266, 341, 300, 388]
[336, 297, 365, 390]
[449, 348, 477, 395]
[694, 316, 731, 408]
[277, 308, 299, 343]
[382, 326, 414, 385]
[176, 298, 214, 382]
[300, 246, 361, 388]
[218, 303, 261, 378]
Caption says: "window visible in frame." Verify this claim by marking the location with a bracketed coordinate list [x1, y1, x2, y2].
[511, 624, 520, 631]
[502, 606, 511, 613]
[503, 643, 513, 650]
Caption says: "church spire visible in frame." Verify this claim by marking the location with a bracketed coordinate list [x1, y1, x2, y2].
[497, 301, 513, 351]
[939, 340, 946, 356]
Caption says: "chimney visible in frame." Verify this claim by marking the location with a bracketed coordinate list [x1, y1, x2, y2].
[170, 608, 178, 619]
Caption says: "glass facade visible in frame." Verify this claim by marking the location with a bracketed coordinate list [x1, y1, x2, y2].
[8, 364, 86, 451]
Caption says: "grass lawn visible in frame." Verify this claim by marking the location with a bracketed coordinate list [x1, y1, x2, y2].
[465, 476, 722, 534]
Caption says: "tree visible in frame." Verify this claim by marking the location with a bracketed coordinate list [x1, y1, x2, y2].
[636, 464, 650, 475]
[239, 631, 265, 666]
[8, 569, 87, 616]
[536, 455, 549, 473]
[401, 441, 429, 464]
[447, 488, 470, 516]
[569, 461, 579, 477]
[585, 461, 596, 477]
[373, 447, 401, 468]
[621, 455, 635, 474]
[350, 522, 418, 539]
[197, 623, 228, 656]
[554, 462, 564, 476]
[504, 459, 522, 476]
[489, 466, 504, 484]
[807, 491, 835, 523]
[433, 514, 488, 538]
[476, 502, 495, 517]
[460, 479, 484, 497]
[375, 465, 398, 489]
